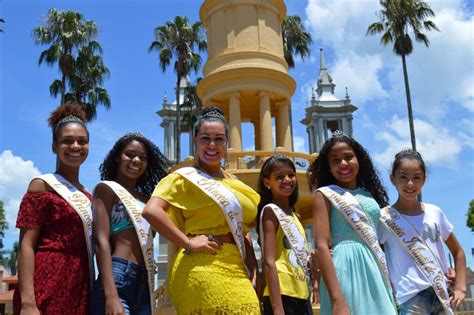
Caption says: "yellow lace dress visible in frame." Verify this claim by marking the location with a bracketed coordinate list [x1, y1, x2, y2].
[152, 172, 261, 314]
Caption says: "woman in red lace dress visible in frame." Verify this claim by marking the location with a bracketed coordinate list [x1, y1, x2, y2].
[14, 104, 93, 315]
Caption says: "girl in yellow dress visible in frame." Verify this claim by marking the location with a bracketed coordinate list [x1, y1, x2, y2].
[142, 107, 260, 314]
[257, 154, 313, 315]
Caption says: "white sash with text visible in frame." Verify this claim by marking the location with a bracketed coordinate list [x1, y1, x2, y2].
[380, 206, 453, 314]
[317, 185, 393, 296]
[259, 203, 311, 288]
[37, 173, 94, 286]
[175, 167, 248, 276]
[101, 181, 156, 310]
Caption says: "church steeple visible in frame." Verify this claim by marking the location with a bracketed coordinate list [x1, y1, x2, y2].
[317, 48, 337, 100]
[301, 47, 358, 153]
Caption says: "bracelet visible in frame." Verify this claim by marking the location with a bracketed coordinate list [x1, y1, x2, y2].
[184, 239, 192, 255]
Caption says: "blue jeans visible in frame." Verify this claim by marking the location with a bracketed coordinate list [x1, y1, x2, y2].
[91, 256, 151, 315]
[399, 287, 446, 315]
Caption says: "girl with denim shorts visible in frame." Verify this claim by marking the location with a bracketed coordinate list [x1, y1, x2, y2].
[91, 133, 168, 314]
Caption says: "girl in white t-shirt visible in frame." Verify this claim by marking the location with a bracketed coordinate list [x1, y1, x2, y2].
[378, 149, 466, 314]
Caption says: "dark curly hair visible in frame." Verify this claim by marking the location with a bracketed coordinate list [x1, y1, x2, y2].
[256, 154, 299, 245]
[99, 133, 169, 196]
[307, 133, 389, 207]
[48, 103, 89, 142]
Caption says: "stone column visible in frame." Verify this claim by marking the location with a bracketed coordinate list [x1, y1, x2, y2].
[253, 119, 261, 150]
[167, 119, 176, 163]
[306, 127, 313, 153]
[342, 117, 349, 135]
[348, 117, 354, 137]
[163, 122, 169, 158]
[276, 99, 291, 150]
[258, 91, 273, 151]
[317, 117, 325, 150]
[227, 92, 242, 151]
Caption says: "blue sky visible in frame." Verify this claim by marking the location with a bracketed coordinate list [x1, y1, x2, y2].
[1, 1, 473, 267]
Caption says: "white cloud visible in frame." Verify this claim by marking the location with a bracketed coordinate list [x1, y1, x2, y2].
[331, 51, 388, 103]
[304, 0, 474, 120]
[458, 119, 474, 149]
[373, 116, 463, 168]
[0, 150, 41, 247]
[293, 135, 307, 153]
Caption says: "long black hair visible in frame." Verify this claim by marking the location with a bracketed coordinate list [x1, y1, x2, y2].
[307, 133, 389, 207]
[256, 154, 299, 244]
[99, 132, 169, 196]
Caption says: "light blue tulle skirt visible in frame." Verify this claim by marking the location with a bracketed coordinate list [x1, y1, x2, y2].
[319, 238, 397, 315]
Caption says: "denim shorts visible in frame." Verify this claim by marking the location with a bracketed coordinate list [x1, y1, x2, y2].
[399, 287, 446, 315]
[91, 256, 151, 315]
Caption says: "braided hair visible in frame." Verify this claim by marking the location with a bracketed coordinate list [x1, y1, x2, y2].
[99, 133, 169, 196]
[307, 132, 389, 207]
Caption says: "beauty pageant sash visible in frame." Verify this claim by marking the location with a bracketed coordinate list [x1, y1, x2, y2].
[36, 173, 94, 286]
[101, 181, 155, 310]
[380, 206, 453, 314]
[175, 167, 248, 276]
[317, 185, 393, 296]
[259, 203, 311, 288]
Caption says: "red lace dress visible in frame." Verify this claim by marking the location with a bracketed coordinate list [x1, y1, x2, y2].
[13, 191, 92, 315]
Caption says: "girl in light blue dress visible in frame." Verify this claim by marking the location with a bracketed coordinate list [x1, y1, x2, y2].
[308, 131, 396, 315]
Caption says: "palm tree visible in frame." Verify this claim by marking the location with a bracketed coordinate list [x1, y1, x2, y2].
[282, 15, 312, 150]
[366, 0, 439, 151]
[149, 16, 206, 162]
[65, 41, 111, 121]
[182, 79, 203, 155]
[282, 15, 313, 69]
[33, 9, 99, 104]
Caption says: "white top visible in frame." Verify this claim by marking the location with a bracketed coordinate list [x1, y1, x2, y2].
[378, 202, 454, 304]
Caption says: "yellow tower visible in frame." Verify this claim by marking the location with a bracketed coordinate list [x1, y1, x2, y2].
[196, 0, 316, 218]
[198, 0, 295, 151]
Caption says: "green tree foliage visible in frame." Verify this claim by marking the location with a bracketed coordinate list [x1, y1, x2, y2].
[65, 42, 111, 121]
[467, 200, 474, 230]
[33, 9, 110, 120]
[0, 200, 9, 266]
[182, 79, 203, 155]
[7, 241, 19, 275]
[149, 16, 206, 162]
[282, 15, 312, 69]
[366, 0, 439, 151]
[0, 201, 8, 248]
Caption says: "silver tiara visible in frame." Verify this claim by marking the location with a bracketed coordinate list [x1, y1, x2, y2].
[263, 153, 291, 171]
[331, 130, 348, 138]
[57, 115, 84, 125]
[203, 108, 224, 119]
[54, 115, 85, 133]
[124, 131, 144, 138]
